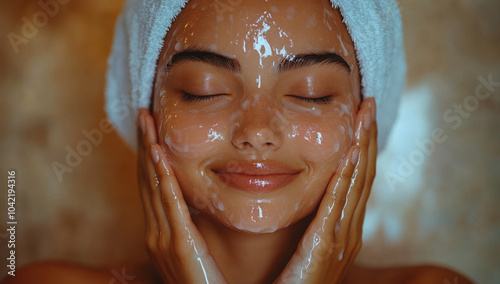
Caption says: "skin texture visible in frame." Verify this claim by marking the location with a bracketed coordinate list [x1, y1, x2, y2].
[153, 0, 360, 236]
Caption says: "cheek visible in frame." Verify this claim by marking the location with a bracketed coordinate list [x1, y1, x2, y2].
[291, 121, 351, 162]
[287, 107, 355, 163]
[160, 113, 227, 159]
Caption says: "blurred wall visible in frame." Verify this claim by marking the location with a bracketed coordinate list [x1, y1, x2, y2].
[357, 1, 500, 283]
[0, 0, 146, 277]
[0, 0, 498, 283]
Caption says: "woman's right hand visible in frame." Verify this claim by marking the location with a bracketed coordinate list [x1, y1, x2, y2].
[137, 108, 228, 284]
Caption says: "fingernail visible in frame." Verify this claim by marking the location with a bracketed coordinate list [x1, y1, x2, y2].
[351, 147, 360, 165]
[364, 109, 372, 131]
[151, 144, 159, 164]
[139, 113, 146, 135]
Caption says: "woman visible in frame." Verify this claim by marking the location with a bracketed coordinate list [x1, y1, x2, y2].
[136, 1, 374, 282]
[3, 0, 474, 283]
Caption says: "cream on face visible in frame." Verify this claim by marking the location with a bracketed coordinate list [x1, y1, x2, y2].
[153, 0, 361, 234]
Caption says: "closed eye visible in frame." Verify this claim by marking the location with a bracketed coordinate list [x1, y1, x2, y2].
[181, 91, 225, 102]
[287, 95, 334, 105]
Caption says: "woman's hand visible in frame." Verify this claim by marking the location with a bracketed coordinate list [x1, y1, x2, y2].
[274, 98, 377, 284]
[137, 108, 228, 284]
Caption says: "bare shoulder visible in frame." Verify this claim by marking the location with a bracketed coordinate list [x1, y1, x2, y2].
[0, 261, 161, 284]
[404, 265, 475, 284]
[344, 264, 475, 284]
[0, 261, 110, 284]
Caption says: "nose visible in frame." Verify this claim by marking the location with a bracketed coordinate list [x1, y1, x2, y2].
[232, 127, 281, 151]
[231, 106, 283, 152]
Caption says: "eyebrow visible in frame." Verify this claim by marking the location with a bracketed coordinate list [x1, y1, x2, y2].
[277, 52, 351, 74]
[166, 47, 241, 73]
[166, 48, 351, 74]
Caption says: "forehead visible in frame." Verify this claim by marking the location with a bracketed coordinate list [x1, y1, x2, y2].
[163, 0, 356, 66]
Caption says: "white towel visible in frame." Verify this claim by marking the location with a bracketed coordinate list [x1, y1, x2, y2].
[106, 0, 406, 152]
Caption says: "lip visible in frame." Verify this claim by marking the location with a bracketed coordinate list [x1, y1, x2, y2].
[212, 161, 301, 193]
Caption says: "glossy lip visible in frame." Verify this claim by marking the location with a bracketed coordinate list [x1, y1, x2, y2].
[212, 161, 302, 193]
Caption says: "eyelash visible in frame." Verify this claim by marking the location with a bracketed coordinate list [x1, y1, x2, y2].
[181, 92, 334, 105]
[289, 95, 334, 105]
[181, 92, 222, 102]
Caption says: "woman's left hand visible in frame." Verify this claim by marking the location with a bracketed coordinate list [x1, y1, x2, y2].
[274, 98, 377, 284]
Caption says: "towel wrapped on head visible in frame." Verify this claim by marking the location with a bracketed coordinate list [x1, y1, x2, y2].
[106, 0, 406, 152]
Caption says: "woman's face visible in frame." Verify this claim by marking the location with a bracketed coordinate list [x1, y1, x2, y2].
[152, 0, 361, 233]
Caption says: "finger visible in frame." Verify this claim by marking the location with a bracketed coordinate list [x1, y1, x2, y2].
[342, 100, 378, 268]
[152, 143, 207, 249]
[348, 99, 377, 235]
[337, 99, 373, 233]
[310, 146, 360, 235]
[354, 119, 377, 223]
[140, 109, 173, 239]
[137, 110, 159, 234]
[332, 100, 372, 271]
[149, 144, 172, 236]
[139, 162, 158, 234]
[354, 98, 373, 148]
[346, 121, 377, 260]
[139, 110, 172, 237]
[141, 108, 158, 144]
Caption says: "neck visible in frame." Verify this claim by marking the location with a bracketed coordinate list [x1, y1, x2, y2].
[192, 212, 311, 284]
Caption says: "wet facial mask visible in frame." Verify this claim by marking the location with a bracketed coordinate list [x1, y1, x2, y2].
[152, 0, 361, 234]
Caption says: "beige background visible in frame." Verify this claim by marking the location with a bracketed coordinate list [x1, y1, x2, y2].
[0, 0, 499, 283]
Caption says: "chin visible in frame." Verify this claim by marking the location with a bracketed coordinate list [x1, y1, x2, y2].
[231, 220, 282, 234]
[195, 191, 321, 235]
